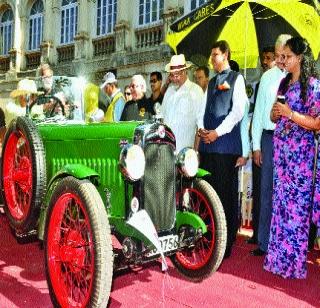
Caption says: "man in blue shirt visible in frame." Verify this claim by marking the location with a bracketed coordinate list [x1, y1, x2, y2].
[250, 34, 291, 256]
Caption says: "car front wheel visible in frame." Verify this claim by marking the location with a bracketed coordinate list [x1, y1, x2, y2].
[172, 178, 227, 281]
[44, 176, 113, 308]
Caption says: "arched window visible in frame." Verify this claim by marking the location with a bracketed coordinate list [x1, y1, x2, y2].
[138, 0, 163, 26]
[0, 9, 13, 55]
[29, 0, 44, 50]
[60, 0, 78, 44]
[96, 0, 117, 36]
[190, 0, 208, 11]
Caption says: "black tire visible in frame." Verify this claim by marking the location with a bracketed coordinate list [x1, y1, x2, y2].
[172, 178, 227, 281]
[44, 177, 113, 308]
[1, 116, 46, 233]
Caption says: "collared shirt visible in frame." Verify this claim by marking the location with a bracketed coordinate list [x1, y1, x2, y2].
[5, 101, 43, 124]
[241, 101, 250, 157]
[161, 78, 204, 151]
[251, 66, 286, 151]
[110, 89, 125, 121]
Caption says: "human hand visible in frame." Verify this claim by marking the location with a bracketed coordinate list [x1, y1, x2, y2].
[275, 101, 291, 118]
[253, 150, 262, 167]
[235, 157, 247, 167]
[271, 103, 281, 122]
[198, 129, 218, 144]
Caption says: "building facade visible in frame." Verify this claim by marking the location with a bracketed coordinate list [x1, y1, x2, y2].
[0, 0, 210, 104]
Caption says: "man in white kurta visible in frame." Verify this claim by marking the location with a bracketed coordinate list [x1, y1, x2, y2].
[161, 54, 204, 152]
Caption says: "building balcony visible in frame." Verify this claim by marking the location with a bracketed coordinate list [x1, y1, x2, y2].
[92, 35, 115, 57]
[25, 50, 41, 69]
[57, 44, 75, 63]
[135, 24, 163, 49]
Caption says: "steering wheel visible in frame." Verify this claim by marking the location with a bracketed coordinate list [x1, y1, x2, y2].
[31, 94, 65, 117]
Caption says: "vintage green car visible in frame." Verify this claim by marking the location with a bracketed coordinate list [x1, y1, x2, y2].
[1, 78, 227, 307]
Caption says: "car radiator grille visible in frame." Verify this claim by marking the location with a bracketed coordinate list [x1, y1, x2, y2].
[142, 143, 175, 232]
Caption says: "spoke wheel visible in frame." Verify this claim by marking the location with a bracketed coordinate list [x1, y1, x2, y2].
[45, 177, 113, 308]
[3, 130, 32, 221]
[1, 117, 46, 232]
[172, 179, 227, 281]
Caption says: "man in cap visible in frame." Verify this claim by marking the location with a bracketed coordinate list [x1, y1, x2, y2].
[100, 72, 125, 121]
[120, 74, 153, 121]
[198, 40, 247, 259]
[6, 79, 43, 124]
[161, 54, 204, 152]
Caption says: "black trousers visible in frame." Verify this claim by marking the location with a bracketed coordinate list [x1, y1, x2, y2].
[251, 162, 261, 240]
[200, 152, 239, 249]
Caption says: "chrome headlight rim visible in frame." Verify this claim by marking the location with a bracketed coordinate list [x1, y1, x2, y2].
[119, 144, 145, 181]
[176, 147, 199, 178]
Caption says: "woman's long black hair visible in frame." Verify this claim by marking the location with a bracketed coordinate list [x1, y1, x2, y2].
[281, 37, 319, 103]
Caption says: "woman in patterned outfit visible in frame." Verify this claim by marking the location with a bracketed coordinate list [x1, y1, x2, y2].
[266, 37, 320, 279]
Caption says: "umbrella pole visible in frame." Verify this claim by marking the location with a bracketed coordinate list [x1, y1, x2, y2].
[238, 166, 244, 231]
[243, 0, 249, 80]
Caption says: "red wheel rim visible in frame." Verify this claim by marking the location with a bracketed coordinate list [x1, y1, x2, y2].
[47, 192, 94, 308]
[176, 188, 215, 270]
[2, 130, 32, 221]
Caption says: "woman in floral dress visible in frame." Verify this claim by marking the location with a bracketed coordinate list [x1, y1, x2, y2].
[265, 37, 320, 279]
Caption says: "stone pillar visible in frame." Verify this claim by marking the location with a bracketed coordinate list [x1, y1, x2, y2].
[40, 41, 54, 64]
[116, 0, 134, 51]
[41, 0, 60, 65]
[162, 8, 180, 41]
[18, 15, 29, 70]
[114, 21, 130, 52]
[10, 1, 22, 72]
[74, 32, 89, 60]
[74, 0, 93, 60]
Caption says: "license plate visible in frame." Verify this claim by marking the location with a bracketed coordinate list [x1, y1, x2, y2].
[147, 234, 179, 257]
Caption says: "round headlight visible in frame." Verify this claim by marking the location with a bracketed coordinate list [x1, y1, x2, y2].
[177, 147, 199, 177]
[119, 144, 145, 181]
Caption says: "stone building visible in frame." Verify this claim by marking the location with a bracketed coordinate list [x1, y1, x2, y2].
[0, 0, 210, 107]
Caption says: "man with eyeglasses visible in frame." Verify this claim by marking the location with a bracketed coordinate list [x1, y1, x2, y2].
[120, 74, 153, 121]
[161, 54, 204, 152]
[123, 85, 132, 102]
[148, 71, 163, 112]
[36, 63, 71, 118]
[250, 34, 292, 257]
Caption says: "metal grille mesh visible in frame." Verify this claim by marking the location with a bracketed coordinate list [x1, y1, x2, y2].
[142, 143, 175, 231]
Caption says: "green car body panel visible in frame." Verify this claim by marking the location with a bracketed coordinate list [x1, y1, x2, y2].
[36, 121, 207, 243]
[37, 122, 138, 237]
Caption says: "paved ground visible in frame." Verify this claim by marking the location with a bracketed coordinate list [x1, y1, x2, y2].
[0, 213, 319, 308]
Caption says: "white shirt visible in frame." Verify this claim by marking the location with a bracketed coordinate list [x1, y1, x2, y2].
[251, 66, 286, 151]
[5, 101, 43, 124]
[161, 79, 204, 152]
[199, 74, 247, 137]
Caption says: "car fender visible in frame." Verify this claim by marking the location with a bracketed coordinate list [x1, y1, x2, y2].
[196, 168, 211, 178]
[37, 164, 100, 240]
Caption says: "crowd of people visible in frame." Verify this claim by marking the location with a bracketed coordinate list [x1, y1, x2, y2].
[0, 34, 319, 280]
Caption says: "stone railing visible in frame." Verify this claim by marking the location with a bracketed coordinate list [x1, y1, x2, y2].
[0, 56, 10, 72]
[135, 24, 163, 49]
[57, 44, 75, 63]
[92, 35, 115, 57]
[25, 51, 41, 69]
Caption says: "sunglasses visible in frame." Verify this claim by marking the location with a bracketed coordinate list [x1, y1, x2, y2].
[125, 92, 131, 95]
[150, 79, 158, 84]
